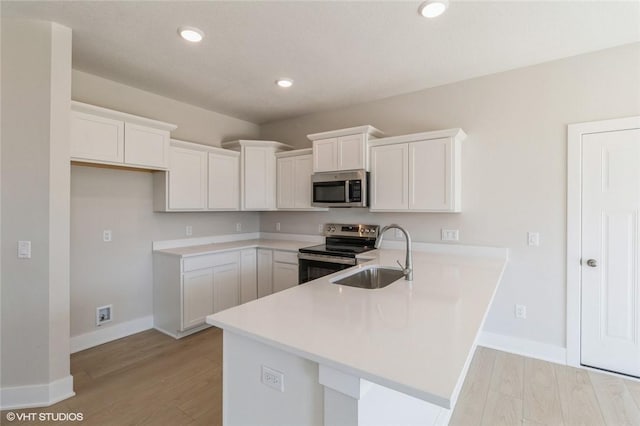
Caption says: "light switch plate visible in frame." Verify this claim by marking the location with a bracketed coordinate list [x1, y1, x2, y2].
[18, 240, 31, 259]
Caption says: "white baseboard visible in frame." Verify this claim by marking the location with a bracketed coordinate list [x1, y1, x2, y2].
[70, 315, 154, 353]
[478, 331, 567, 365]
[0, 375, 75, 410]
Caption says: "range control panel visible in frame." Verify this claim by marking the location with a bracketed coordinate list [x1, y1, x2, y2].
[324, 223, 379, 238]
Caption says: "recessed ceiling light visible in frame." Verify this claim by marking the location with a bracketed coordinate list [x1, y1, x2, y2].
[178, 26, 204, 43]
[418, 0, 449, 18]
[276, 78, 294, 88]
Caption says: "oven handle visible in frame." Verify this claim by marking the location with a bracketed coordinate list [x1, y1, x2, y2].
[298, 253, 357, 265]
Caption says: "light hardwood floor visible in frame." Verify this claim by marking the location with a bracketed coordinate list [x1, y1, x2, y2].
[4, 329, 640, 425]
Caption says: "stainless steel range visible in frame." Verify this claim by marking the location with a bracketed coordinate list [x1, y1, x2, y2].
[298, 223, 380, 284]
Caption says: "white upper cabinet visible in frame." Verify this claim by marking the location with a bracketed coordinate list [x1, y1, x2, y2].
[154, 140, 240, 212]
[369, 128, 466, 213]
[222, 140, 293, 211]
[337, 133, 366, 170]
[70, 101, 176, 170]
[370, 143, 409, 210]
[208, 150, 240, 210]
[124, 123, 170, 169]
[71, 111, 124, 163]
[168, 145, 207, 210]
[312, 138, 338, 172]
[308, 125, 384, 172]
[276, 149, 327, 210]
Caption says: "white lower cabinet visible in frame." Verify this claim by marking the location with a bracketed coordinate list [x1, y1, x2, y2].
[153, 246, 299, 338]
[273, 262, 299, 293]
[154, 250, 241, 338]
[239, 249, 258, 303]
[258, 249, 299, 296]
[212, 262, 240, 313]
[182, 268, 215, 330]
[257, 249, 273, 298]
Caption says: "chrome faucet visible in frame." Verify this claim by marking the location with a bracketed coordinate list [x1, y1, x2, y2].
[375, 224, 413, 281]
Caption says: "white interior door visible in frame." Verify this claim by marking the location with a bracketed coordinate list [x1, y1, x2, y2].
[581, 128, 640, 376]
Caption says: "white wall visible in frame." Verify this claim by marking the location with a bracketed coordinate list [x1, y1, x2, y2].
[70, 73, 261, 338]
[259, 43, 640, 350]
[1, 19, 73, 402]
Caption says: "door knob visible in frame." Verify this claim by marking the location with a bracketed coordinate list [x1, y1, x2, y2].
[585, 259, 598, 267]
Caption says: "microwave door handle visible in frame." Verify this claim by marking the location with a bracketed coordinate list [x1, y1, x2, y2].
[344, 180, 350, 202]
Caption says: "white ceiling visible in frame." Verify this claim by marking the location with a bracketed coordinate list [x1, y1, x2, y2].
[3, 1, 639, 124]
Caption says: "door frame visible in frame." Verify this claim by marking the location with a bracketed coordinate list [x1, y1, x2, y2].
[566, 116, 640, 367]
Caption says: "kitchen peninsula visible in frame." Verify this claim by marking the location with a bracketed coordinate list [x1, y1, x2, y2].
[207, 244, 508, 426]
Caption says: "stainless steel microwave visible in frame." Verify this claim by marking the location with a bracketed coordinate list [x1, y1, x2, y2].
[311, 170, 368, 207]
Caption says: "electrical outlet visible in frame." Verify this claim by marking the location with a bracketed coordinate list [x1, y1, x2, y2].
[318, 224, 324, 233]
[515, 304, 527, 319]
[261, 365, 284, 392]
[441, 229, 459, 242]
[276, 222, 281, 232]
[96, 304, 113, 326]
[186, 225, 193, 236]
[103, 230, 112, 242]
[395, 229, 403, 239]
[527, 232, 539, 247]
[236, 223, 242, 232]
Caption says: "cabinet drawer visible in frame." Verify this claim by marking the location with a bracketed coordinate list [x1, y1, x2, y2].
[273, 250, 298, 264]
[183, 255, 216, 272]
[183, 251, 239, 272]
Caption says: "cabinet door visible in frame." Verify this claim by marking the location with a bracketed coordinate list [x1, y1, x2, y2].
[240, 249, 257, 304]
[182, 268, 214, 330]
[409, 138, 451, 211]
[168, 146, 207, 210]
[209, 152, 239, 210]
[243, 146, 276, 210]
[277, 157, 295, 209]
[370, 144, 409, 210]
[213, 262, 240, 313]
[337, 134, 366, 170]
[273, 262, 299, 293]
[257, 249, 273, 298]
[313, 138, 338, 172]
[70, 111, 124, 163]
[294, 155, 314, 209]
[124, 123, 170, 169]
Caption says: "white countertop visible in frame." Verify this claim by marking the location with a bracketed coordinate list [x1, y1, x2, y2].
[154, 238, 313, 257]
[206, 247, 507, 409]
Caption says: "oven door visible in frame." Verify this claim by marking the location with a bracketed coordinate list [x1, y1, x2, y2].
[298, 253, 356, 284]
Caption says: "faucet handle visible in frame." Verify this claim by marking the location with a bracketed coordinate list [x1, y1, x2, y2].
[396, 260, 408, 274]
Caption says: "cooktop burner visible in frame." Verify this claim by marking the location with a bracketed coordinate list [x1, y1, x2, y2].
[298, 243, 375, 257]
[298, 223, 380, 258]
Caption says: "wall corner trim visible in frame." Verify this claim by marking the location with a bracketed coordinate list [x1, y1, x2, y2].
[0, 375, 75, 410]
[70, 315, 154, 354]
[478, 331, 567, 365]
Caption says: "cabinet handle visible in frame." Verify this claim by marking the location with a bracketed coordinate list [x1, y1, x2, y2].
[585, 259, 598, 267]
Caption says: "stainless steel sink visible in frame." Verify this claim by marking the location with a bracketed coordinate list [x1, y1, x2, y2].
[332, 267, 406, 289]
